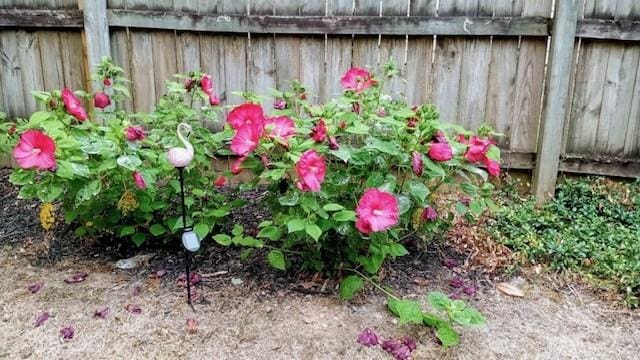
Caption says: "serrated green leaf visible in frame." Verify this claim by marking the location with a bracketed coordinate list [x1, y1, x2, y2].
[408, 180, 430, 206]
[257, 226, 282, 241]
[333, 210, 356, 222]
[267, 250, 286, 271]
[387, 298, 424, 325]
[193, 223, 209, 240]
[305, 223, 322, 241]
[116, 155, 142, 171]
[451, 306, 487, 327]
[213, 234, 232, 246]
[149, 224, 166, 236]
[322, 203, 344, 211]
[278, 192, 299, 206]
[436, 325, 460, 347]
[387, 243, 409, 257]
[287, 218, 306, 233]
[339, 275, 364, 300]
[427, 292, 451, 312]
[132, 232, 146, 247]
[120, 226, 135, 237]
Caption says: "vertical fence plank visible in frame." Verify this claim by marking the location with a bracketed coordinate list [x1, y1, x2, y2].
[431, 1, 466, 123]
[457, 1, 493, 131]
[352, 0, 379, 71]
[110, 30, 134, 111]
[485, 0, 524, 150]
[248, 0, 275, 108]
[532, 0, 579, 201]
[82, 0, 111, 92]
[324, 0, 353, 100]
[405, 0, 435, 107]
[16, 30, 43, 114]
[379, 0, 408, 100]
[38, 32, 64, 91]
[0, 32, 26, 117]
[221, 0, 248, 104]
[511, 0, 552, 153]
[129, 32, 156, 111]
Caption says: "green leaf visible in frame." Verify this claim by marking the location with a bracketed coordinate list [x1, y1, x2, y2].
[132, 232, 146, 247]
[345, 121, 369, 135]
[120, 226, 135, 237]
[305, 223, 322, 241]
[75, 180, 101, 203]
[213, 234, 232, 246]
[469, 198, 485, 215]
[397, 195, 412, 215]
[322, 203, 344, 212]
[70, 162, 90, 177]
[427, 292, 451, 312]
[463, 164, 488, 182]
[116, 155, 142, 171]
[408, 180, 430, 206]
[27, 111, 50, 127]
[149, 224, 166, 236]
[235, 236, 263, 248]
[330, 146, 353, 163]
[339, 275, 364, 300]
[485, 145, 500, 161]
[388, 243, 409, 257]
[209, 208, 230, 218]
[300, 196, 319, 211]
[333, 210, 356, 222]
[387, 298, 424, 325]
[257, 226, 282, 241]
[9, 170, 34, 185]
[267, 250, 286, 271]
[287, 218, 306, 233]
[436, 325, 460, 348]
[278, 192, 299, 206]
[424, 158, 446, 177]
[450, 306, 487, 327]
[366, 137, 401, 155]
[257, 220, 273, 228]
[231, 224, 244, 236]
[193, 223, 210, 240]
[423, 312, 448, 328]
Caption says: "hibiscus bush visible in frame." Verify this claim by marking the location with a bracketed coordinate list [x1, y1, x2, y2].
[6, 57, 233, 243]
[212, 64, 501, 288]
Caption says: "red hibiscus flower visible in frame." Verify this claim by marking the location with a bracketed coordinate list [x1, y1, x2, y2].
[464, 136, 492, 163]
[13, 130, 56, 170]
[355, 188, 399, 234]
[295, 150, 326, 192]
[273, 99, 287, 110]
[124, 125, 146, 141]
[61, 88, 87, 121]
[341, 67, 377, 93]
[328, 136, 340, 150]
[132, 171, 146, 190]
[265, 116, 295, 143]
[209, 94, 220, 106]
[412, 151, 423, 176]
[200, 74, 214, 96]
[231, 156, 247, 175]
[428, 142, 453, 162]
[231, 124, 262, 156]
[227, 103, 265, 130]
[311, 119, 327, 143]
[93, 91, 111, 109]
[422, 206, 437, 222]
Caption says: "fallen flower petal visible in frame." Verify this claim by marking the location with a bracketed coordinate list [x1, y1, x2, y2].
[59, 325, 75, 341]
[442, 258, 457, 269]
[401, 337, 417, 351]
[463, 285, 477, 297]
[186, 318, 198, 334]
[27, 282, 43, 294]
[64, 271, 88, 284]
[34, 312, 50, 327]
[450, 277, 464, 289]
[356, 328, 379, 347]
[93, 306, 110, 319]
[177, 272, 202, 287]
[124, 303, 142, 315]
[131, 285, 142, 296]
[149, 269, 168, 279]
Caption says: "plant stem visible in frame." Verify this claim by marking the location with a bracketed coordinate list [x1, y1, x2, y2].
[264, 244, 304, 255]
[345, 268, 400, 301]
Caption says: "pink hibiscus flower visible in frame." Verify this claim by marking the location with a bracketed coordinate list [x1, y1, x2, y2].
[132, 171, 146, 190]
[412, 151, 423, 176]
[124, 125, 146, 141]
[231, 124, 262, 156]
[227, 103, 265, 130]
[295, 150, 326, 192]
[483, 157, 501, 177]
[341, 67, 377, 93]
[61, 88, 87, 121]
[464, 136, 492, 163]
[428, 142, 453, 162]
[355, 189, 399, 234]
[13, 130, 57, 170]
[214, 175, 226, 187]
[311, 119, 327, 143]
[93, 91, 111, 109]
[231, 156, 247, 175]
[265, 116, 295, 143]
[200, 74, 214, 96]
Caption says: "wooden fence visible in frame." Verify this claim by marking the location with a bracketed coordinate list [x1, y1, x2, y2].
[0, 0, 639, 199]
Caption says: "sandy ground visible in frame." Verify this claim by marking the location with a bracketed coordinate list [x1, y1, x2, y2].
[0, 246, 639, 360]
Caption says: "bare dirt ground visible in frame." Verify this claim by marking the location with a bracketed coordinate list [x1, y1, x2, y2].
[1, 245, 639, 360]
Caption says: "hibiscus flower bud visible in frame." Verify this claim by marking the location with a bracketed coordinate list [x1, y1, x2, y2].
[377, 107, 386, 117]
[352, 102, 361, 114]
[48, 98, 57, 109]
[411, 151, 423, 176]
[299, 93, 307, 100]
[61, 88, 87, 121]
[8, 124, 16, 136]
[184, 78, 194, 91]
[483, 157, 501, 177]
[422, 206, 437, 222]
[406, 118, 417, 128]
[338, 120, 346, 130]
[124, 125, 146, 142]
[132, 171, 146, 190]
[214, 175, 226, 187]
[463, 285, 477, 297]
[209, 94, 220, 106]
[434, 130, 447, 143]
[261, 154, 270, 168]
[356, 328, 379, 347]
[311, 119, 327, 143]
[93, 91, 111, 109]
[273, 99, 287, 110]
[428, 142, 453, 162]
[328, 136, 340, 150]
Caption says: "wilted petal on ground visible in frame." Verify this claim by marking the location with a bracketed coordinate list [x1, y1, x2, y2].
[59, 325, 75, 341]
[94, 306, 110, 319]
[34, 312, 50, 327]
[356, 328, 379, 347]
[124, 304, 142, 315]
[64, 271, 88, 284]
[27, 282, 43, 294]
[131, 285, 142, 296]
[186, 318, 198, 334]
[149, 269, 167, 279]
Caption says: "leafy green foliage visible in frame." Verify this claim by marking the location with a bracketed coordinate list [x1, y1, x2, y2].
[339, 275, 364, 300]
[7, 58, 231, 246]
[490, 177, 640, 306]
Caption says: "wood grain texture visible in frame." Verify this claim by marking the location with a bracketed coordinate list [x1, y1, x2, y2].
[379, 0, 407, 99]
[511, 0, 552, 153]
[83, 0, 111, 92]
[324, 0, 352, 100]
[151, 31, 178, 100]
[0, 31, 26, 117]
[15, 30, 43, 113]
[248, 0, 274, 108]
[352, 0, 379, 73]
[405, 0, 435, 107]
[199, 34, 226, 129]
[129, 31, 156, 111]
[109, 29, 134, 111]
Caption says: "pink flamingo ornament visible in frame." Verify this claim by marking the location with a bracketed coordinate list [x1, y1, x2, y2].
[166, 123, 194, 168]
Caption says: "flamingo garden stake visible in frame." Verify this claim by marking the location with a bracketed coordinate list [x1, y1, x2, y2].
[166, 123, 199, 306]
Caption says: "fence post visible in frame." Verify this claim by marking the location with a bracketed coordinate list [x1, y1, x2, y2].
[531, 0, 579, 203]
[79, 0, 111, 92]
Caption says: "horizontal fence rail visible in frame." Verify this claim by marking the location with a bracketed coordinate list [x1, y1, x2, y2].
[1, 0, 640, 200]
[0, 8, 639, 40]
